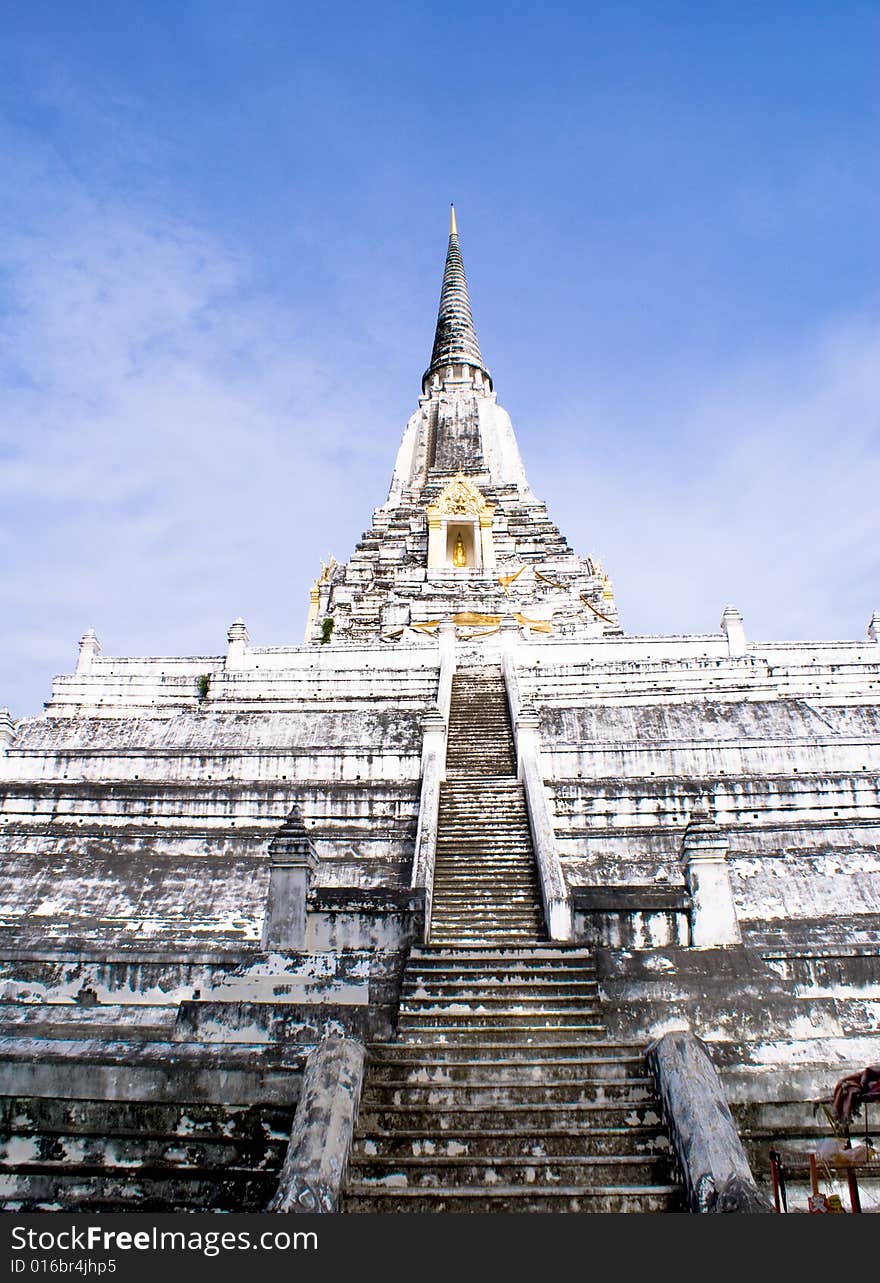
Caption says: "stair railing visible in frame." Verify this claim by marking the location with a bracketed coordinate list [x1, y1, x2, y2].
[410, 619, 455, 942]
[267, 1032, 366, 1213]
[501, 645, 572, 941]
[646, 1030, 774, 1213]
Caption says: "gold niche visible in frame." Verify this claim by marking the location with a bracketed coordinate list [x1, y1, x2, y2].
[425, 473, 496, 571]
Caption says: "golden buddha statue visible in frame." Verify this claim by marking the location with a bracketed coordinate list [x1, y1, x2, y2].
[452, 534, 467, 568]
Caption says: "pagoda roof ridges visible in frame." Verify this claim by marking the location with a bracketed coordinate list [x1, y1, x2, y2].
[424, 209, 491, 387]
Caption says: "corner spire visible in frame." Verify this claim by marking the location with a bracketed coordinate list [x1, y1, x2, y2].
[423, 207, 491, 391]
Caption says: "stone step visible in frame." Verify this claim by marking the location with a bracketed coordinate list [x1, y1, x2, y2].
[437, 800, 526, 807]
[428, 922, 541, 932]
[445, 729, 512, 738]
[436, 807, 528, 816]
[395, 1028, 608, 1047]
[0, 1005, 175, 1034]
[435, 809, 528, 818]
[433, 849, 535, 858]
[401, 980, 599, 997]
[440, 781, 522, 790]
[439, 800, 523, 808]
[0, 1132, 286, 1170]
[426, 929, 546, 938]
[0, 1098, 292, 1138]
[434, 828, 531, 837]
[344, 1184, 681, 1213]
[430, 891, 542, 903]
[404, 972, 598, 987]
[427, 938, 548, 948]
[428, 920, 544, 928]
[429, 895, 539, 906]
[433, 852, 536, 861]
[431, 872, 540, 884]
[447, 715, 511, 725]
[428, 931, 546, 941]
[441, 764, 523, 774]
[428, 924, 545, 935]
[427, 932, 546, 944]
[407, 949, 595, 965]
[398, 996, 602, 1013]
[357, 1101, 664, 1132]
[432, 865, 536, 875]
[433, 863, 537, 873]
[434, 837, 533, 845]
[433, 845, 535, 862]
[440, 774, 520, 783]
[0, 1170, 278, 1212]
[0, 1039, 304, 1106]
[352, 1126, 667, 1159]
[431, 892, 541, 903]
[348, 1153, 671, 1187]
[428, 910, 544, 921]
[433, 852, 534, 862]
[446, 736, 513, 745]
[367, 1057, 645, 1085]
[446, 738, 513, 746]
[429, 894, 539, 904]
[433, 831, 531, 841]
[445, 764, 516, 774]
[434, 822, 530, 831]
[445, 742, 513, 751]
[361, 1080, 653, 1108]
[429, 904, 543, 917]
[433, 853, 535, 862]
[368, 1040, 634, 1062]
[431, 873, 538, 883]
[430, 893, 540, 904]
[397, 1012, 607, 1030]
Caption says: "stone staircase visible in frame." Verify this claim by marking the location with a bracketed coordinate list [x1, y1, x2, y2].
[344, 946, 681, 1211]
[0, 1003, 297, 1211]
[344, 666, 681, 1212]
[431, 667, 543, 944]
[0, 1095, 291, 1212]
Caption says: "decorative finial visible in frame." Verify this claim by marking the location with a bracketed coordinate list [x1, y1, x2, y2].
[423, 205, 490, 390]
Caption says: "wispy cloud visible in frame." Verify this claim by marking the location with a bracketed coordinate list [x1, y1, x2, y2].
[0, 130, 392, 714]
[534, 318, 880, 643]
[2, 107, 878, 719]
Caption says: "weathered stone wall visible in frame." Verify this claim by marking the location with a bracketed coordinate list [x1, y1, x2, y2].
[511, 636, 880, 948]
[0, 646, 437, 955]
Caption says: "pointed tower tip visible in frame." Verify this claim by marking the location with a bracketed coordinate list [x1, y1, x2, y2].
[424, 204, 490, 390]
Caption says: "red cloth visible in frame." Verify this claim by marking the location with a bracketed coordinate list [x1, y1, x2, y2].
[830, 1065, 880, 1126]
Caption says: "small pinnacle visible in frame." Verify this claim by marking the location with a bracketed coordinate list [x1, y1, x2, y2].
[450, 204, 458, 236]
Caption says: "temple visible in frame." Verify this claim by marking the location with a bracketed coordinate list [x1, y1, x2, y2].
[0, 209, 878, 1213]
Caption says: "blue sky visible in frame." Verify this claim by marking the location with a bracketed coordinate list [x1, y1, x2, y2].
[2, 1, 878, 715]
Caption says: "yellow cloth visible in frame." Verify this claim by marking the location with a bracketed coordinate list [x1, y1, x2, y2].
[497, 565, 526, 592]
[535, 569, 566, 590]
[580, 595, 615, 626]
[453, 611, 502, 626]
[516, 613, 552, 634]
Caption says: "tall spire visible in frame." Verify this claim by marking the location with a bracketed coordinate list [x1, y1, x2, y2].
[424, 205, 491, 389]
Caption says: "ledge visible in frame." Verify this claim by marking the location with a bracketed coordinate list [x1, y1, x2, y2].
[309, 887, 425, 917]
[573, 885, 690, 914]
